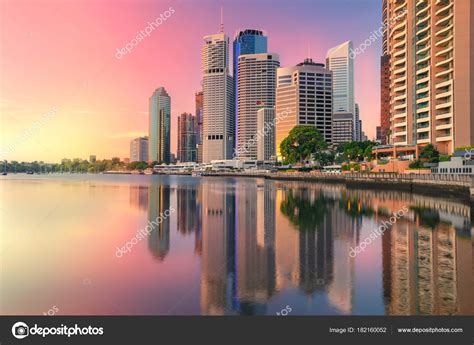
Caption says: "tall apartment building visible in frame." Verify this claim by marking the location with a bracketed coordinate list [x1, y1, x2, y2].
[275, 58, 333, 160]
[332, 113, 354, 145]
[385, 0, 473, 154]
[257, 107, 276, 161]
[326, 41, 356, 140]
[148, 87, 170, 163]
[130, 136, 148, 162]
[177, 113, 197, 162]
[202, 32, 234, 162]
[237, 53, 279, 159]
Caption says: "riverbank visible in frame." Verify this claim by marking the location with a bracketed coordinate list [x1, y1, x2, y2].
[199, 171, 474, 200]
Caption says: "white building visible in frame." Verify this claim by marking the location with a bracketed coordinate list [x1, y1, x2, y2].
[237, 53, 279, 159]
[256, 107, 276, 161]
[130, 136, 148, 162]
[202, 32, 235, 163]
[326, 41, 356, 140]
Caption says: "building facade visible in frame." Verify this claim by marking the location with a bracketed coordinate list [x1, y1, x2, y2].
[257, 107, 276, 161]
[385, 0, 473, 154]
[237, 53, 279, 159]
[202, 32, 235, 162]
[275, 58, 333, 160]
[130, 136, 148, 162]
[195, 91, 204, 163]
[148, 87, 171, 163]
[177, 113, 197, 163]
[332, 112, 354, 146]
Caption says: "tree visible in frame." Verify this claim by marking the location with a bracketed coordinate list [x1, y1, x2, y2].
[338, 141, 377, 162]
[280, 126, 327, 164]
[419, 144, 439, 163]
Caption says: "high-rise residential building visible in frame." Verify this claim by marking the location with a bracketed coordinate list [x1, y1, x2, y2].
[177, 113, 197, 162]
[130, 136, 148, 162]
[202, 29, 234, 162]
[233, 29, 268, 138]
[148, 87, 171, 163]
[237, 53, 279, 159]
[195, 91, 204, 162]
[385, 0, 473, 154]
[380, 54, 391, 145]
[257, 107, 276, 161]
[332, 113, 354, 145]
[275, 58, 333, 160]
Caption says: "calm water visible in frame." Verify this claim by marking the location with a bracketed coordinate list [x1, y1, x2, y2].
[1, 174, 473, 315]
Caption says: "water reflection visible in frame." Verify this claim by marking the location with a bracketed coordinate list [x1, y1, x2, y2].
[131, 177, 473, 315]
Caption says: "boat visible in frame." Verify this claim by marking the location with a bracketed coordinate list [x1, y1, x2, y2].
[26, 171, 34, 175]
[191, 171, 202, 177]
[1, 172, 7, 176]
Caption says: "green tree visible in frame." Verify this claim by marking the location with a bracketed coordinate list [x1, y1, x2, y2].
[280, 126, 327, 164]
[419, 144, 439, 163]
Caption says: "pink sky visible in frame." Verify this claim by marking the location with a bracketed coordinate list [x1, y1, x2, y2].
[1, 0, 382, 163]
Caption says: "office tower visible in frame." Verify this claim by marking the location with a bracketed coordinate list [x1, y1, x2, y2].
[385, 0, 473, 154]
[237, 53, 279, 159]
[275, 58, 333, 160]
[130, 136, 148, 162]
[233, 29, 268, 139]
[326, 41, 356, 139]
[148, 87, 171, 163]
[195, 91, 204, 163]
[376, 126, 383, 142]
[332, 113, 354, 145]
[202, 29, 234, 162]
[257, 108, 276, 161]
[177, 113, 197, 162]
[354, 103, 361, 141]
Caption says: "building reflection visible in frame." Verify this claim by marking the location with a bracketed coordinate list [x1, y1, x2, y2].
[129, 185, 149, 211]
[147, 184, 171, 261]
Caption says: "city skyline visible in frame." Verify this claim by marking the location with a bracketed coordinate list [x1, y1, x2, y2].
[1, 0, 383, 163]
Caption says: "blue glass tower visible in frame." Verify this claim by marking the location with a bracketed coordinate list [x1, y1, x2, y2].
[233, 29, 267, 141]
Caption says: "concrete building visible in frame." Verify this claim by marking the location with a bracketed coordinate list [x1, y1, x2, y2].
[332, 112, 354, 146]
[149, 87, 170, 163]
[380, 54, 390, 145]
[355, 103, 362, 141]
[202, 31, 234, 162]
[177, 113, 197, 163]
[237, 53, 279, 159]
[326, 41, 356, 139]
[385, 0, 473, 154]
[275, 58, 333, 160]
[233, 29, 268, 141]
[195, 91, 204, 163]
[257, 107, 276, 161]
[130, 136, 148, 162]
[89, 155, 96, 163]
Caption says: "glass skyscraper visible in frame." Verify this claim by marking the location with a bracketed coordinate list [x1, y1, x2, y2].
[233, 29, 268, 139]
[148, 87, 171, 164]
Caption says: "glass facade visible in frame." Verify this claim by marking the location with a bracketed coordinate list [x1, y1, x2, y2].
[149, 87, 171, 163]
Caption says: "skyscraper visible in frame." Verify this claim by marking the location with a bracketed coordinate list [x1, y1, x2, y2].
[326, 41, 356, 139]
[275, 58, 333, 160]
[130, 136, 148, 162]
[148, 87, 170, 163]
[177, 112, 197, 162]
[385, 0, 473, 154]
[195, 91, 204, 163]
[355, 103, 362, 141]
[332, 112, 354, 145]
[257, 107, 276, 161]
[233, 29, 268, 139]
[202, 29, 234, 162]
[236, 53, 279, 159]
